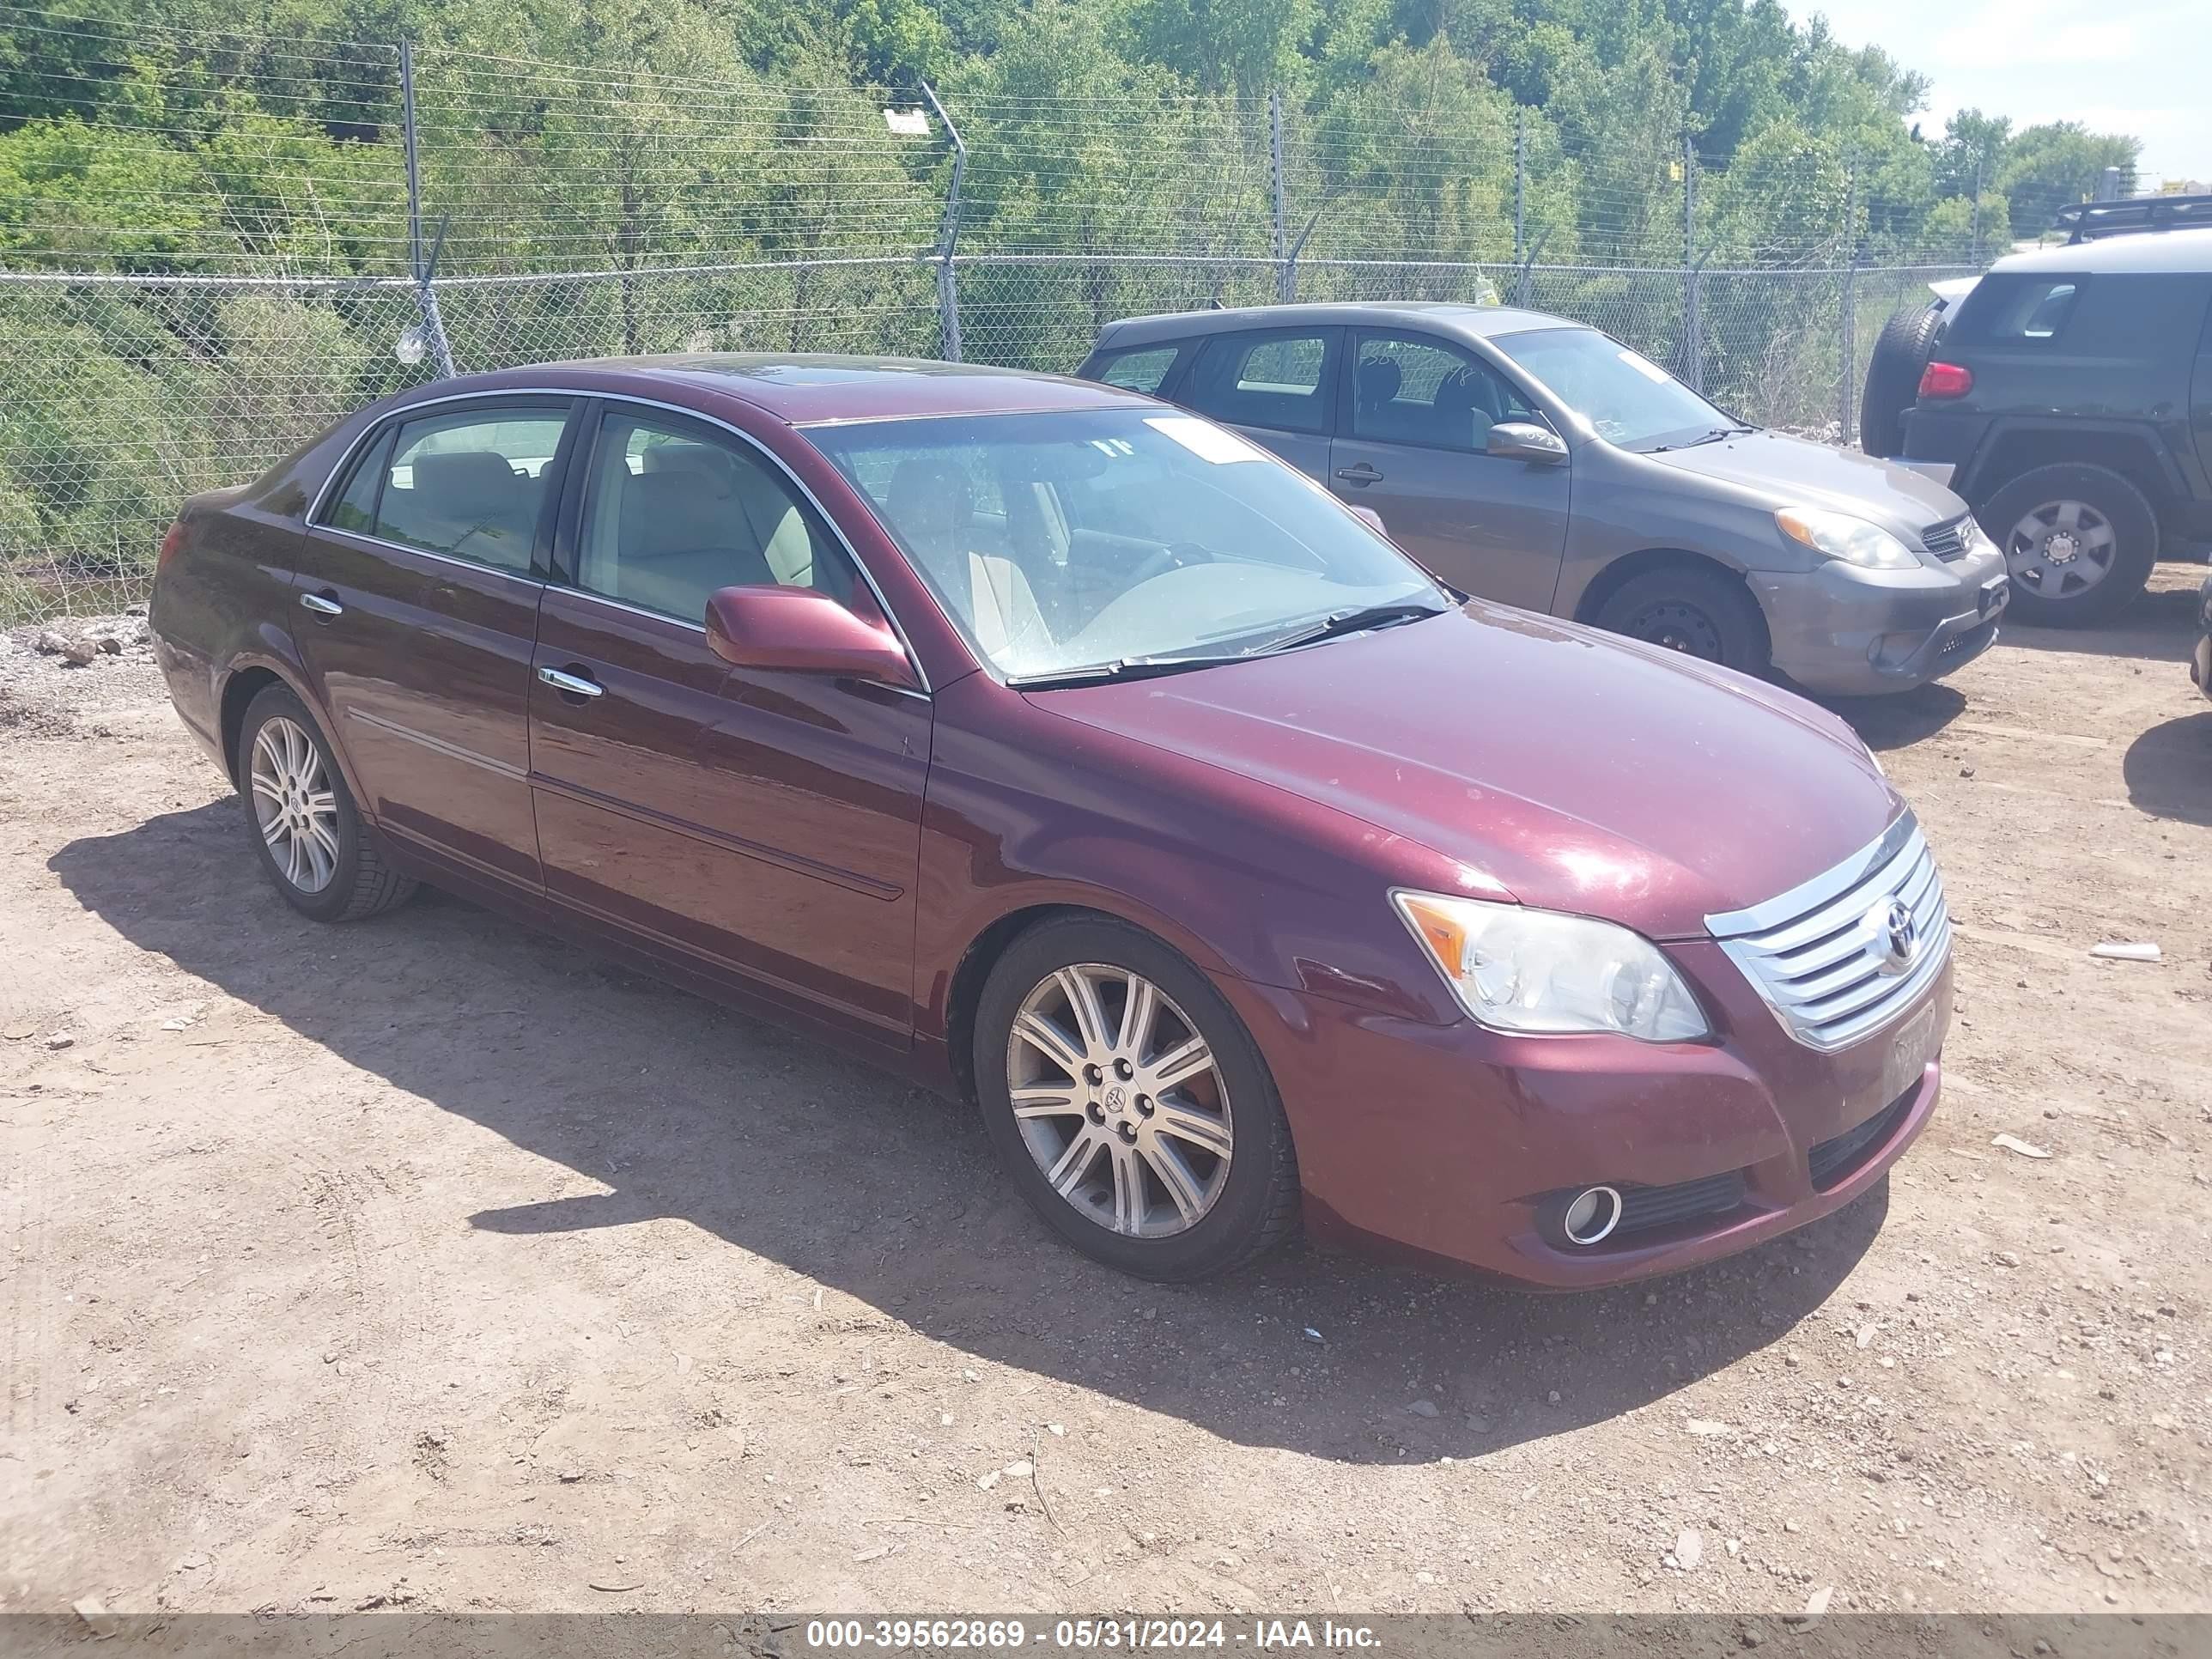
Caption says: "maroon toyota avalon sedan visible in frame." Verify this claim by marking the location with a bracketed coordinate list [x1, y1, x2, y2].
[149, 355, 1951, 1285]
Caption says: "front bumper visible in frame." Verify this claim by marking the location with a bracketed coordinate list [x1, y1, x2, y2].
[1217, 939, 1949, 1289]
[1754, 545, 2008, 696]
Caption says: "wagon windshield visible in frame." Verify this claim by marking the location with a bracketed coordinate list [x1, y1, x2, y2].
[805, 408, 1443, 684]
[1490, 325, 1738, 451]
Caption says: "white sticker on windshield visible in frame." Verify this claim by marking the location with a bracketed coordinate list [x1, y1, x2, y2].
[1145, 415, 1267, 465]
[1616, 348, 1674, 385]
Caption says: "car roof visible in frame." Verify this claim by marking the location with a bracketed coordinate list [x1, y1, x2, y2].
[1991, 228, 2212, 276]
[1095, 301, 1580, 349]
[428, 354, 1152, 425]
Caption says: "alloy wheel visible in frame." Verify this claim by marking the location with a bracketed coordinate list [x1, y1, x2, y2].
[1006, 963, 1234, 1239]
[2004, 499, 2117, 601]
[249, 716, 340, 894]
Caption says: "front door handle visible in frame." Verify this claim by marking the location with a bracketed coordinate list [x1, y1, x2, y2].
[300, 591, 343, 617]
[538, 665, 604, 699]
[1334, 464, 1383, 486]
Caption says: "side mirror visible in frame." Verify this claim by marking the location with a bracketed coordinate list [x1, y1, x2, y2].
[1486, 422, 1569, 464]
[704, 585, 919, 690]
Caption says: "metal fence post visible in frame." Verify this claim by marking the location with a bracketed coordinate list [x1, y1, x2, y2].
[1840, 156, 1859, 442]
[1970, 152, 1983, 264]
[1269, 90, 1291, 304]
[1513, 108, 1526, 275]
[398, 40, 455, 378]
[920, 80, 965, 362]
[1681, 131, 1702, 393]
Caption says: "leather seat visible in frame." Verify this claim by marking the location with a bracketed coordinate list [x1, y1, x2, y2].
[384, 450, 538, 566]
[885, 458, 1052, 668]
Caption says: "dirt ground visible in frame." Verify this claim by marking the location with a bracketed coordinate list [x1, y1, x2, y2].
[3, 570, 2208, 1621]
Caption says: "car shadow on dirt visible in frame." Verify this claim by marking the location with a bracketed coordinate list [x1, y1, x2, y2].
[52, 802, 1881, 1466]
[2124, 710, 2212, 827]
[1820, 682, 1966, 751]
[1997, 577, 2200, 665]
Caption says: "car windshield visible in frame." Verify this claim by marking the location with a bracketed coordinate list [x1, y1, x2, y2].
[1490, 326, 1740, 451]
[805, 408, 1445, 684]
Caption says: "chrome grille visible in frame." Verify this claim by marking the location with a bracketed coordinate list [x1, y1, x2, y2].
[1706, 814, 1950, 1052]
[1922, 514, 1974, 560]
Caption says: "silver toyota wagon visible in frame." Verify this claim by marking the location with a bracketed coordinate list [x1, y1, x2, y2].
[1076, 302, 2010, 696]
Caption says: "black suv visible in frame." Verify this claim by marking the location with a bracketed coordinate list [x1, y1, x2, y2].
[1862, 206, 2212, 626]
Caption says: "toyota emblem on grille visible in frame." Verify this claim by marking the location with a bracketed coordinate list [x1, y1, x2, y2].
[1872, 896, 1919, 974]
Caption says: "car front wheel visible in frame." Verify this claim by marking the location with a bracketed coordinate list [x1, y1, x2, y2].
[1593, 565, 1770, 676]
[973, 915, 1298, 1280]
[237, 684, 416, 922]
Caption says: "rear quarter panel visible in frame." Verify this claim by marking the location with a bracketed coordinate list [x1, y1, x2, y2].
[150, 411, 375, 777]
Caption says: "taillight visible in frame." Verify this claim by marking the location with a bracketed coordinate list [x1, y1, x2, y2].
[1917, 361, 1973, 400]
[157, 519, 186, 569]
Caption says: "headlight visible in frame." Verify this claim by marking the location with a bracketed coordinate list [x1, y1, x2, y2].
[1775, 506, 1920, 569]
[1391, 891, 1710, 1042]
[1964, 519, 2000, 559]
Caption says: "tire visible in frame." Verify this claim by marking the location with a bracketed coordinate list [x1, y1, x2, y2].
[1861, 304, 1944, 458]
[236, 684, 416, 922]
[972, 915, 1298, 1280]
[1978, 463, 2159, 628]
[1593, 565, 1771, 676]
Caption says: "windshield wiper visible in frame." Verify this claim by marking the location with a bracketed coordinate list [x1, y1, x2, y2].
[1005, 653, 1250, 691]
[1652, 423, 1755, 453]
[1252, 600, 1446, 656]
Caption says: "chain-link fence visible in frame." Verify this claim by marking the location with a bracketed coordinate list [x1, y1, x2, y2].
[0, 14, 1993, 623]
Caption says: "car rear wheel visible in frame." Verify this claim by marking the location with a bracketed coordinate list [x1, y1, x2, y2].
[973, 915, 1298, 1280]
[1861, 304, 1945, 458]
[1593, 566, 1770, 676]
[238, 684, 416, 922]
[1978, 463, 2158, 627]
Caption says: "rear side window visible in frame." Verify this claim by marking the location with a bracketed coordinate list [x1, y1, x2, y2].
[1953, 274, 2086, 344]
[1182, 330, 1336, 434]
[1091, 344, 1181, 394]
[368, 407, 570, 572]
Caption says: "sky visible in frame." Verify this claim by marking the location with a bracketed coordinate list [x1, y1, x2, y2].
[1789, 0, 2211, 184]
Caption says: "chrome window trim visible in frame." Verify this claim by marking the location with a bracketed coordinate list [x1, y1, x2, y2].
[305, 384, 932, 695]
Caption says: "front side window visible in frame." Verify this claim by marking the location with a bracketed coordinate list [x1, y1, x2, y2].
[363, 406, 570, 571]
[1349, 332, 1540, 452]
[571, 410, 854, 623]
[809, 408, 1442, 682]
[1181, 330, 1335, 434]
[1489, 327, 1733, 452]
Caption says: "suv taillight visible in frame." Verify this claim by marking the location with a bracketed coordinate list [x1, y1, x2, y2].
[1918, 361, 1973, 400]
[157, 519, 186, 569]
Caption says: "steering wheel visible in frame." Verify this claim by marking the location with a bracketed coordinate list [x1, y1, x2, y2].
[1125, 541, 1212, 587]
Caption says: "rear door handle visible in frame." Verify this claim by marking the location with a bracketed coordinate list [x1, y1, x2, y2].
[538, 665, 604, 699]
[1334, 464, 1383, 485]
[300, 591, 343, 617]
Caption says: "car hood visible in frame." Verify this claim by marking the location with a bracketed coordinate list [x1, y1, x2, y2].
[1648, 428, 1966, 538]
[1029, 603, 1899, 939]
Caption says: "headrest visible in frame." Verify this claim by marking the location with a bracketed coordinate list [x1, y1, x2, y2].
[642, 441, 737, 495]
[1356, 356, 1402, 405]
[410, 450, 520, 514]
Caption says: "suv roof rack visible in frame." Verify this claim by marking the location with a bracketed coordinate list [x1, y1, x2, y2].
[2051, 194, 2212, 243]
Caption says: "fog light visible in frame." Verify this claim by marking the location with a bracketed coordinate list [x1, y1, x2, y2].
[1561, 1185, 1623, 1246]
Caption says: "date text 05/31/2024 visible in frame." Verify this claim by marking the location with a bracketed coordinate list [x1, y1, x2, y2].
[804, 1620, 1383, 1650]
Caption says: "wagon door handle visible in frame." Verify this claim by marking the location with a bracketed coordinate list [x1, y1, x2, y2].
[300, 591, 343, 617]
[1334, 463, 1383, 485]
[538, 665, 604, 699]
